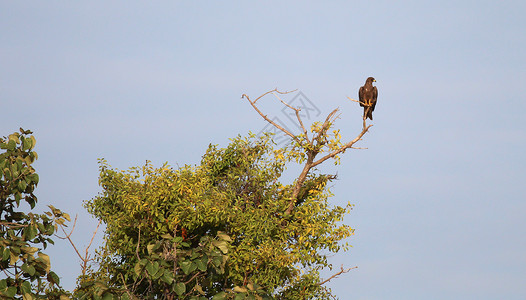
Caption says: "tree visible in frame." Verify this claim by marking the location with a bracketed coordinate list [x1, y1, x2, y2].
[80, 90, 372, 299]
[0, 128, 70, 299]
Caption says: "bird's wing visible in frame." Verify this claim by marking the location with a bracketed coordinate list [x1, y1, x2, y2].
[359, 86, 364, 107]
[371, 86, 378, 111]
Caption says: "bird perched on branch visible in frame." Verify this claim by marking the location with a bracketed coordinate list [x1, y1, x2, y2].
[359, 77, 378, 120]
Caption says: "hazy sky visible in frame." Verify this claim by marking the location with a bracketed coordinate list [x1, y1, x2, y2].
[2, 2, 525, 299]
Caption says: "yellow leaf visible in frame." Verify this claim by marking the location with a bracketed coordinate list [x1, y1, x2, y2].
[233, 286, 247, 293]
[63, 213, 71, 222]
[38, 252, 51, 273]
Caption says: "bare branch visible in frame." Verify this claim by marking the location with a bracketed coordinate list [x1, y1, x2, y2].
[83, 220, 102, 265]
[272, 92, 310, 142]
[136, 226, 142, 261]
[56, 215, 83, 260]
[242, 91, 299, 142]
[271, 91, 300, 112]
[0, 221, 29, 228]
[317, 265, 358, 286]
[245, 90, 373, 216]
[55, 214, 78, 240]
[56, 215, 103, 277]
[346, 96, 360, 103]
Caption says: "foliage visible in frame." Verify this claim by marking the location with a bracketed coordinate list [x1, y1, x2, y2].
[82, 133, 354, 299]
[0, 128, 70, 299]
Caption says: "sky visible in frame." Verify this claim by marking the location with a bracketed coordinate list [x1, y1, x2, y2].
[1, 1, 526, 299]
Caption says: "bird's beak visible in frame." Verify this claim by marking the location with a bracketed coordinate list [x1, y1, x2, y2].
[373, 79, 377, 82]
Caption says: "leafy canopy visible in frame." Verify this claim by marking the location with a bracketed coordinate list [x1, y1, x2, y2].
[82, 133, 354, 299]
[0, 129, 69, 299]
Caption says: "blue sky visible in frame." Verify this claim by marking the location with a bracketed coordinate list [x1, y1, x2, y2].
[2, 1, 525, 299]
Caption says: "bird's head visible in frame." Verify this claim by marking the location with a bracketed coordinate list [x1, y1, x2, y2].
[366, 77, 376, 83]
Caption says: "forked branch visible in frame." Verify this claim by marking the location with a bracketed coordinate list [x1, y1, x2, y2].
[55, 215, 102, 277]
[244, 89, 373, 216]
[242, 89, 300, 143]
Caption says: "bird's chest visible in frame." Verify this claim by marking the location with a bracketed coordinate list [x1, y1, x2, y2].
[363, 87, 374, 98]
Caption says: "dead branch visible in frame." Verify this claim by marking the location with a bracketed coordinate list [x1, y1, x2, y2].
[242, 89, 300, 143]
[272, 92, 310, 142]
[346, 96, 360, 103]
[317, 265, 358, 286]
[245, 89, 373, 216]
[55, 215, 102, 277]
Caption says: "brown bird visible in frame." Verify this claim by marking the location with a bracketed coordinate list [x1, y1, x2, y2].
[358, 77, 378, 120]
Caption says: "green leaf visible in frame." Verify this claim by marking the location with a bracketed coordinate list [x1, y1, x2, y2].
[146, 244, 155, 255]
[21, 263, 36, 276]
[212, 240, 229, 254]
[29, 173, 39, 185]
[24, 225, 37, 241]
[161, 233, 172, 239]
[101, 293, 113, 300]
[30, 136, 36, 149]
[18, 179, 27, 191]
[212, 292, 227, 300]
[134, 262, 143, 276]
[174, 282, 186, 296]
[179, 260, 192, 274]
[160, 270, 174, 284]
[152, 267, 164, 280]
[21, 281, 32, 294]
[234, 293, 246, 300]
[6, 140, 16, 151]
[5, 286, 17, 297]
[212, 256, 222, 268]
[48, 271, 60, 285]
[196, 256, 207, 272]
[145, 261, 159, 277]
[2, 248, 9, 261]
[22, 137, 31, 151]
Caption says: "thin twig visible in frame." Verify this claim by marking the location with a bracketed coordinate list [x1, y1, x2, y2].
[317, 265, 358, 286]
[0, 221, 29, 228]
[120, 273, 135, 299]
[272, 91, 300, 112]
[55, 215, 103, 277]
[272, 91, 310, 142]
[242, 90, 300, 143]
[55, 215, 78, 240]
[135, 226, 142, 261]
[346, 96, 360, 103]
[56, 215, 83, 260]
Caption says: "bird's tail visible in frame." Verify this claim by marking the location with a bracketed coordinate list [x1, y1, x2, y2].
[364, 106, 373, 120]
